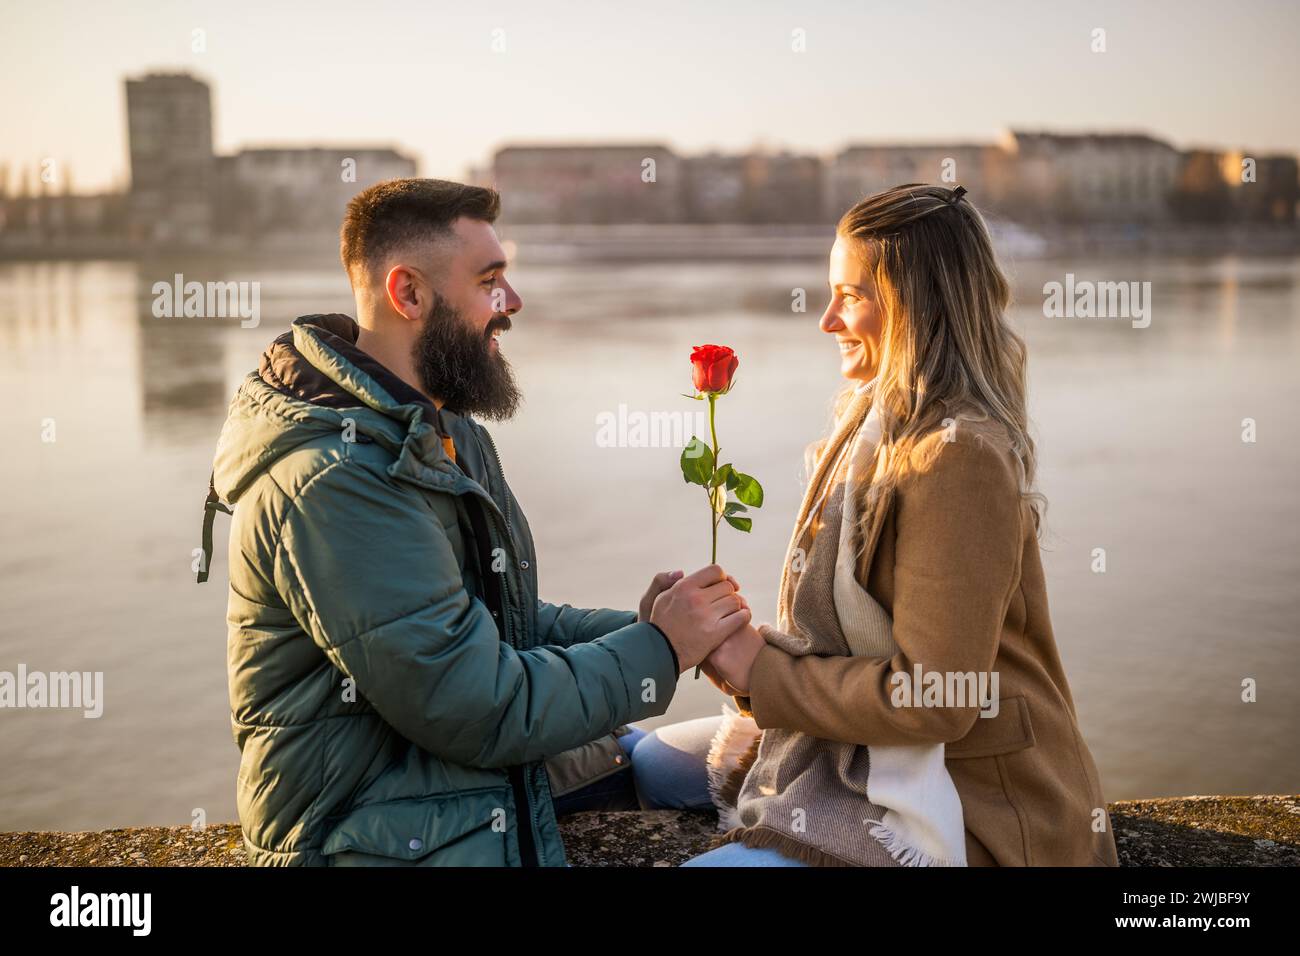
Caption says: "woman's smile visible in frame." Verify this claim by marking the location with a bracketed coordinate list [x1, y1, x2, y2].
[820, 235, 884, 382]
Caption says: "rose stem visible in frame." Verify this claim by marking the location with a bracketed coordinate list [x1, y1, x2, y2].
[696, 392, 721, 680]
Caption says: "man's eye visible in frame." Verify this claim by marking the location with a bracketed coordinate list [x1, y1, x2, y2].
[481, 276, 496, 287]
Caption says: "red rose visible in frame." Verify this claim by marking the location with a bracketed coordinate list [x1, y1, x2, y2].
[690, 344, 739, 395]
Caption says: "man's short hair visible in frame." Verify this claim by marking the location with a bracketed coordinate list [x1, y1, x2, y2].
[340, 178, 501, 284]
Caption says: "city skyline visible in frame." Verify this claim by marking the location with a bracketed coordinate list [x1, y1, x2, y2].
[5, 68, 1295, 205]
[3, 0, 1299, 194]
[3, 67, 1294, 254]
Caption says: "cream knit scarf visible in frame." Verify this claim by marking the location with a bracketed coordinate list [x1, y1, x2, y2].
[705, 380, 967, 867]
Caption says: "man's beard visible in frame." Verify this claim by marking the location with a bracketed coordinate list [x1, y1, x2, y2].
[412, 293, 521, 422]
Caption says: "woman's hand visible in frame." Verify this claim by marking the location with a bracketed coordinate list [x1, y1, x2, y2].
[706, 623, 766, 695]
[638, 570, 684, 623]
[698, 657, 743, 696]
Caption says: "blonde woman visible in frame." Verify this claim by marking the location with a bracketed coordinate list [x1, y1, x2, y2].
[630, 183, 1120, 867]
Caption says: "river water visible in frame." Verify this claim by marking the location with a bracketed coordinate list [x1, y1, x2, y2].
[1, 248, 1297, 830]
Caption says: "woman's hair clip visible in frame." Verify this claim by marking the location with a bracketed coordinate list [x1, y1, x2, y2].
[948, 185, 967, 204]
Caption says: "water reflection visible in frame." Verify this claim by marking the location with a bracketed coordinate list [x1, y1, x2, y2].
[0, 251, 1297, 830]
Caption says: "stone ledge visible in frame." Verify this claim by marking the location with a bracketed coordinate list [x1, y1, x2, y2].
[2, 796, 1297, 867]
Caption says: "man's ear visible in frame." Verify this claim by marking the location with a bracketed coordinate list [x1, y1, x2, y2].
[384, 265, 424, 322]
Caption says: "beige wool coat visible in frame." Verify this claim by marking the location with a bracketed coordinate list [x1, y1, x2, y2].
[733, 414, 1120, 866]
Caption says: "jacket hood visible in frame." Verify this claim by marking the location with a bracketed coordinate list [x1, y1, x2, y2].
[212, 313, 449, 505]
[258, 313, 439, 413]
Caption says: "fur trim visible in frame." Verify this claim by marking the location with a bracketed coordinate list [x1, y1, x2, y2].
[705, 705, 762, 828]
[866, 820, 966, 867]
[716, 803, 744, 832]
[717, 737, 761, 816]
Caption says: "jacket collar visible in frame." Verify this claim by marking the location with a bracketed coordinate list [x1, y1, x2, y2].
[263, 313, 441, 425]
[257, 314, 502, 504]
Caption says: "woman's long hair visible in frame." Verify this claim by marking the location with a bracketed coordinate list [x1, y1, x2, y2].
[816, 182, 1045, 551]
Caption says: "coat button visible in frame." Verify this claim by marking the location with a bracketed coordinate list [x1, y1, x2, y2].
[519, 560, 530, 570]
[409, 838, 423, 852]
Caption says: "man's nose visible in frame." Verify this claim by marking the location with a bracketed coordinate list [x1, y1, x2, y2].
[501, 280, 523, 315]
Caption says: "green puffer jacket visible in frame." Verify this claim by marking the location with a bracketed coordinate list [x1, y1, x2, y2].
[205, 313, 679, 866]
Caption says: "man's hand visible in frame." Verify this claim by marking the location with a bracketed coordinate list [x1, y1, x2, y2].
[649, 564, 750, 673]
[693, 573, 747, 679]
[638, 570, 684, 623]
[705, 623, 766, 695]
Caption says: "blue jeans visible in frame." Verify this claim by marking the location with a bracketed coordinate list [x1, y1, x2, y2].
[554, 715, 808, 867]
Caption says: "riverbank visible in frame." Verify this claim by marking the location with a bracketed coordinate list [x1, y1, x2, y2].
[2, 795, 1296, 867]
[2, 222, 1296, 264]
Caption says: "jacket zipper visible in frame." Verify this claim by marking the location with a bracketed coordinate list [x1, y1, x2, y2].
[508, 766, 538, 867]
[479, 427, 540, 867]
[482, 429, 516, 551]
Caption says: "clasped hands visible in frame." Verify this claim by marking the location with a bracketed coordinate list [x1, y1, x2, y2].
[638, 565, 765, 695]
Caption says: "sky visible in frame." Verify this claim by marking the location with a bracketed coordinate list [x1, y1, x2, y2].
[3, 0, 1299, 193]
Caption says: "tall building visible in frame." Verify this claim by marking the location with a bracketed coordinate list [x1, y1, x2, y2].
[125, 72, 216, 244]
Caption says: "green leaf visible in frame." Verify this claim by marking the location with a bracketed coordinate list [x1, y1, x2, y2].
[710, 463, 734, 489]
[732, 471, 764, 508]
[724, 514, 753, 532]
[723, 502, 748, 516]
[680, 437, 714, 485]
[680, 392, 704, 401]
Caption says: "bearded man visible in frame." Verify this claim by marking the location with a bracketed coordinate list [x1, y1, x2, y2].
[202, 178, 749, 866]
